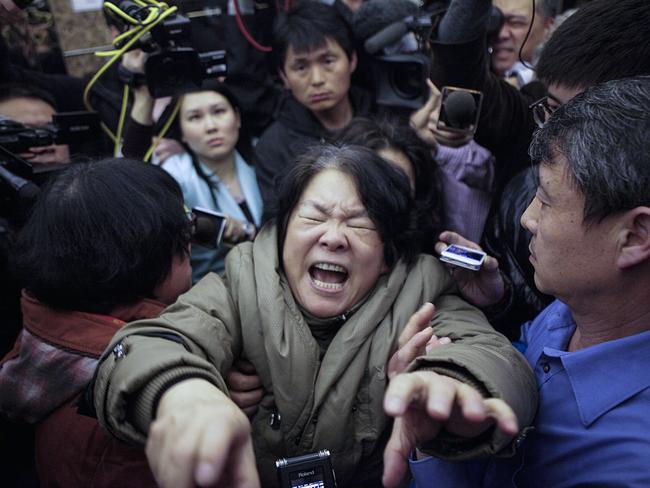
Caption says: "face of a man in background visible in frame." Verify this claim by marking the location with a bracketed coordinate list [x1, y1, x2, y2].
[491, 0, 554, 76]
[280, 37, 356, 118]
[0, 96, 70, 164]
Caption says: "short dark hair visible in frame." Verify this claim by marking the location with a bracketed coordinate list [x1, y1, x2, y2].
[537, 0, 650, 89]
[334, 116, 441, 246]
[12, 158, 191, 313]
[273, 143, 420, 268]
[272, 0, 354, 71]
[0, 83, 57, 111]
[529, 76, 650, 223]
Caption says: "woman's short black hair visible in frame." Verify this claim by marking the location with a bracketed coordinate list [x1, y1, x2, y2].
[334, 116, 442, 250]
[273, 143, 420, 268]
[12, 158, 191, 314]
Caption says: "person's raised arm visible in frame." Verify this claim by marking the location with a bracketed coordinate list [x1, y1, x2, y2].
[119, 50, 155, 160]
[382, 369, 518, 487]
[379, 255, 537, 486]
[147, 378, 260, 488]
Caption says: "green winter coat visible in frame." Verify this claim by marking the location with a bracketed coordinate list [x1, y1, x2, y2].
[94, 226, 537, 487]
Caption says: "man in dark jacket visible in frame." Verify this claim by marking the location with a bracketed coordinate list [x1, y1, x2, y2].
[431, 0, 650, 338]
[253, 0, 372, 213]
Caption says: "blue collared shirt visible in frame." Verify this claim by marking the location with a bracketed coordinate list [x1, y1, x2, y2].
[411, 300, 650, 487]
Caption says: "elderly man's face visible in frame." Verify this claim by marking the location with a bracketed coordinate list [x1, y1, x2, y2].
[521, 157, 618, 302]
[491, 0, 554, 76]
[0, 96, 70, 164]
[282, 168, 387, 318]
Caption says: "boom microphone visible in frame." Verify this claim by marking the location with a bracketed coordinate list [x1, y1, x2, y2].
[353, 0, 418, 40]
[364, 21, 411, 55]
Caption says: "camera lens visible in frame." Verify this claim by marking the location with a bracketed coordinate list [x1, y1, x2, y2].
[390, 62, 423, 100]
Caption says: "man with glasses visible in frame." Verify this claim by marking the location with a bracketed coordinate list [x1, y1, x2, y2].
[386, 75, 650, 488]
[430, 0, 650, 338]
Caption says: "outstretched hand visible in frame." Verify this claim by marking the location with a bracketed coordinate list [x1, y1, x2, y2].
[435, 231, 505, 307]
[387, 303, 451, 379]
[147, 378, 260, 488]
[382, 371, 518, 487]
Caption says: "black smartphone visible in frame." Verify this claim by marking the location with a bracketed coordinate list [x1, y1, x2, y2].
[276, 450, 337, 488]
[437, 86, 484, 134]
[190, 206, 227, 249]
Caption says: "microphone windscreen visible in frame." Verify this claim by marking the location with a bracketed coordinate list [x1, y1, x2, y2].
[352, 0, 418, 40]
[443, 91, 477, 128]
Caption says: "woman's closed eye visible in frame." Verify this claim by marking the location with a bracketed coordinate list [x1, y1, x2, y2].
[347, 218, 376, 231]
[299, 214, 325, 224]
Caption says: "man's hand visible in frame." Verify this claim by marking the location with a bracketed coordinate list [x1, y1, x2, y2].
[120, 48, 147, 75]
[435, 231, 505, 307]
[382, 371, 518, 487]
[147, 378, 261, 488]
[410, 79, 474, 149]
[226, 359, 265, 418]
[387, 303, 451, 379]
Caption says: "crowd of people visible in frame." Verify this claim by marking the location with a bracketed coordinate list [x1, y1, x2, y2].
[1, 0, 649, 487]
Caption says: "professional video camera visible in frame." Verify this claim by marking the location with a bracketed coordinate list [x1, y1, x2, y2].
[354, 0, 505, 110]
[104, 0, 227, 98]
[0, 112, 100, 221]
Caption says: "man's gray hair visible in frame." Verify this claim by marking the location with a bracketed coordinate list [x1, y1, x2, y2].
[529, 76, 650, 222]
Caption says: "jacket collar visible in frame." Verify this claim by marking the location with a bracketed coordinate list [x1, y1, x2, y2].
[275, 86, 374, 137]
[541, 304, 650, 426]
[21, 291, 167, 357]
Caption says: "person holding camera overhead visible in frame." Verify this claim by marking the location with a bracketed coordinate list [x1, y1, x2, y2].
[121, 50, 263, 282]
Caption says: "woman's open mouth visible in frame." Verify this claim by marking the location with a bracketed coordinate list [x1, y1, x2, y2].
[309, 262, 349, 291]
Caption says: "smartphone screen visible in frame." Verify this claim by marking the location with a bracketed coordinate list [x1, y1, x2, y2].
[440, 244, 487, 271]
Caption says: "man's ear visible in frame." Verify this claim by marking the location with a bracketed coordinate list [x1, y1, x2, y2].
[349, 51, 358, 74]
[544, 16, 555, 34]
[279, 69, 290, 90]
[617, 207, 650, 269]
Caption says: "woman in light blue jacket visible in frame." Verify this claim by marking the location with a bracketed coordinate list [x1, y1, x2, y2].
[125, 79, 263, 282]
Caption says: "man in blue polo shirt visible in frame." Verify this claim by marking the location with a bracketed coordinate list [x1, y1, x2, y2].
[382, 76, 650, 487]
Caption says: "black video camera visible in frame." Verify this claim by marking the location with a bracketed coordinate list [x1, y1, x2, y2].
[0, 112, 100, 154]
[106, 0, 227, 98]
[276, 450, 337, 488]
[364, 1, 504, 110]
[0, 113, 99, 221]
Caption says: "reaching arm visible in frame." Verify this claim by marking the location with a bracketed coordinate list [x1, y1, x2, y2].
[93, 274, 242, 444]
[381, 256, 537, 485]
[146, 378, 260, 488]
